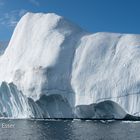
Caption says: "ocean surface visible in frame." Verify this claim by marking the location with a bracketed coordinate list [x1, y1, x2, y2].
[0, 119, 140, 140]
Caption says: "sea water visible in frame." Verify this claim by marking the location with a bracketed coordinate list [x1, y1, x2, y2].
[0, 119, 140, 140]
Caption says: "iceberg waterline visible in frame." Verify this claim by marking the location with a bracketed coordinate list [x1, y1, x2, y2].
[0, 12, 140, 119]
[0, 82, 128, 119]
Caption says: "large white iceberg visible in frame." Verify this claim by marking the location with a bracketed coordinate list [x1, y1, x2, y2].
[0, 12, 140, 119]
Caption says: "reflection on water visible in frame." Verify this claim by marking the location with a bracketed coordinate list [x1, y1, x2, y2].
[0, 119, 140, 140]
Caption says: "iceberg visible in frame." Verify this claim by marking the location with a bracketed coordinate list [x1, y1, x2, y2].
[0, 12, 140, 119]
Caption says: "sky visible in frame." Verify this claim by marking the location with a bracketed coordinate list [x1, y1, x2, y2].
[0, 0, 140, 41]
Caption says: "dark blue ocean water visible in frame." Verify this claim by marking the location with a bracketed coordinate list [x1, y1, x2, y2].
[0, 119, 140, 140]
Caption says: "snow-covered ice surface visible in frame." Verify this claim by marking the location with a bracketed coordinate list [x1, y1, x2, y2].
[0, 12, 140, 119]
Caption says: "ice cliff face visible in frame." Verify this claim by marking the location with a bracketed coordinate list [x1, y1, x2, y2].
[0, 82, 73, 118]
[0, 82, 31, 118]
[0, 12, 140, 119]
